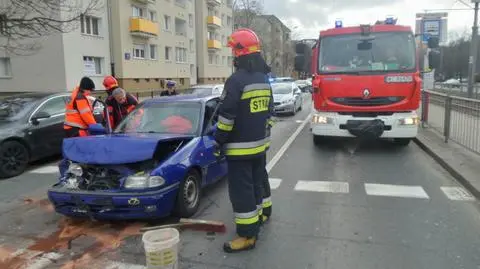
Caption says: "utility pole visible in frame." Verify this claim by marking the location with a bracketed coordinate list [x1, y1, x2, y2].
[467, 0, 479, 98]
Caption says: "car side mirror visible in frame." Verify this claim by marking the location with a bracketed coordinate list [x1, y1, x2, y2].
[88, 123, 107, 135]
[31, 111, 51, 124]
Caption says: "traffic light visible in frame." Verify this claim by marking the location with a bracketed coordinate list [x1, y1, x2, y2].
[294, 40, 314, 74]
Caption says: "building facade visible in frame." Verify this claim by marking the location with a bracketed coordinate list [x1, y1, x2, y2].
[0, 0, 111, 93]
[195, 0, 233, 84]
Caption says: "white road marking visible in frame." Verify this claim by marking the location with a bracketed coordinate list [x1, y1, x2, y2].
[294, 181, 349, 193]
[364, 183, 430, 199]
[266, 113, 311, 173]
[268, 178, 282, 190]
[105, 261, 146, 269]
[440, 186, 476, 201]
[295, 120, 303, 123]
[29, 165, 59, 174]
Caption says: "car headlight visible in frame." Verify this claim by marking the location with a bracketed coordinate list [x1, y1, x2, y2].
[399, 117, 419, 125]
[67, 163, 83, 177]
[124, 174, 166, 189]
[312, 114, 333, 124]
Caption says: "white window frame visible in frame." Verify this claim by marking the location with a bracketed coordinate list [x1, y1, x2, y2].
[83, 56, 103, 76]
[133, 44, 146, 59]
[132, 5, 144, 18]
[0, 57, 12, 77]
[164, 15, 171, 31]
[175, 47, 187, 63]
[80, 15, 100, 36]
[149, 10, 157, 21]
[149, 44, 158, 60]
[188, 14, 193, 27]
[208, 53, 214, 65]
[165, 46, 172, 61]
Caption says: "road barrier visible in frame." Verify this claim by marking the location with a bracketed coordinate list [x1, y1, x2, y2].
[420, 90, 480, 154]
[434, 82, 480, 100]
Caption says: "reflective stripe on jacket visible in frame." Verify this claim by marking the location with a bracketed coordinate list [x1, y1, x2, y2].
[64, 87, 97, 130]
[214, 70, 273, 159]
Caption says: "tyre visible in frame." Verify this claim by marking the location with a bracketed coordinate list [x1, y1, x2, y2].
[313, 135, 327, 146]
[393, 138, 411, 147]
[0, 140, 30, 179]
[291, 103, 297, 116]
[173, 169, 202, 217]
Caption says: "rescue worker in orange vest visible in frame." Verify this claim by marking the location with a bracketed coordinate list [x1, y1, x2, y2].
[63, 76, 98, 137]
[213, 28, 273, 253]
[106, 87, 138, 129]
[59, 77, 101, 176]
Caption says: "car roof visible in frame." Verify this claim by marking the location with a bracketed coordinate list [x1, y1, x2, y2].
[143, 93, 218, 105]
[191, 84, 223, 88]
[1, 91, 68, 100]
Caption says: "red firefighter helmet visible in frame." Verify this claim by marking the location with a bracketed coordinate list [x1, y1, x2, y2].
[227, 28, 261, 57]
[103, 75, 118, 90]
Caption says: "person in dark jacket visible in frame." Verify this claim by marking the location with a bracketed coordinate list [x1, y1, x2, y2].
[106, 88, 138, 129]
[213, 28, 273, 253]
[160, 80, 178, 96]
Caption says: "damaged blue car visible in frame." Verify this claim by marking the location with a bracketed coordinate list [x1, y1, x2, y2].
[48, 94, 227, 220]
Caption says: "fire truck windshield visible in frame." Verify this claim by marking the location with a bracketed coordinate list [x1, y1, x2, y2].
[318, 31, 416, 74]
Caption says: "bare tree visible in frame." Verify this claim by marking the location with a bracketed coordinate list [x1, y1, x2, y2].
[0, 0, 103, 55]
[232, 0, 263, 29]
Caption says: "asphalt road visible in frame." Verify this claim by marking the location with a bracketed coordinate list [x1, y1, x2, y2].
[1, 94, 480, 269]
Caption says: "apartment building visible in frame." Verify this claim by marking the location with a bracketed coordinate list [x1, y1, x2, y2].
[195, 0, 234, 84]
[0, 0, 111, 93]
[109, 0, 196, 90]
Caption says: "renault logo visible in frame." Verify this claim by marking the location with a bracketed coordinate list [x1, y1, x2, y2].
[128, 198, 140, 206]
[362, 89, 370, 99]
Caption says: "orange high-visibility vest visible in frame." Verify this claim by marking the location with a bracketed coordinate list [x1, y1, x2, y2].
[63, 87, 97, 130]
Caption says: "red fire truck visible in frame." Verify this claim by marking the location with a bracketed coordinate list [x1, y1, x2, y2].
[294, 18, 440, 146]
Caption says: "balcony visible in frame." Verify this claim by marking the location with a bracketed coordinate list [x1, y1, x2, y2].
[208, 39, 222, 50]
[130, 17, 158, 37]
[133, 0, 155, 4]
[207, 16, 222, 28]
[207, 0, 221, 6]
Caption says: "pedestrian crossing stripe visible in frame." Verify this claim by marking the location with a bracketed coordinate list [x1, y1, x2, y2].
[270, 178, 476, 201]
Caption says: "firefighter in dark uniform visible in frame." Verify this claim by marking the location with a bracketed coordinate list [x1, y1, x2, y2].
[213, 28, 273, 253]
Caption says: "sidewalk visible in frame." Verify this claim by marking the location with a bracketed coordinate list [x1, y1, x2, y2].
[414, 127, 480, 199]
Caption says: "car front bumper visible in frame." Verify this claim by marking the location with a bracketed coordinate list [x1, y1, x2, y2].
[274, 102, 295, 113]
[47, 183, 180, 220]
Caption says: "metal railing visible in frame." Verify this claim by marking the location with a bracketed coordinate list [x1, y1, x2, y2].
[420, 90, 480, 154]
[433, 82, 480, 100]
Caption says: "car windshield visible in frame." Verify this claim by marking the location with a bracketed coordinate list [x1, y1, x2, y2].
[272, 84, 292, 94]
[114, 102, 202, 135]
[0, 97, 38, 121]
[318, 31, 416, 74]
[185, 87, 213, 95]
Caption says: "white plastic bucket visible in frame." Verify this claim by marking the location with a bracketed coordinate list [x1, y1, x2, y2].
[142, 228, 180, 269]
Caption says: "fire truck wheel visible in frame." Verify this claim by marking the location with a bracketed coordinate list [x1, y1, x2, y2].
[393, 138, 411, 147]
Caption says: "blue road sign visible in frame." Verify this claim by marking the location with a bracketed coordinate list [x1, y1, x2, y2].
[422, 19, 441, 43]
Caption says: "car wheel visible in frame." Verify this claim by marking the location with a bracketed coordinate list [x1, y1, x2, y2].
[0, 141, 30, 179]
[393, 138, 411, 147]
[173, 169, 202, 217]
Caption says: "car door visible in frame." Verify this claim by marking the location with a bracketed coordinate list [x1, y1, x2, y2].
[201, 98, 227, 184]
[27, 95, 68, 158]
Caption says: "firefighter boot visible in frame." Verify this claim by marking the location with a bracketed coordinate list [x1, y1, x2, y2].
[223, 236, 257, 253]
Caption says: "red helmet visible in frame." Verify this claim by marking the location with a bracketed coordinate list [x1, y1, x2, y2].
[227, 28, 261, 57]
[103, 75, 118, 90]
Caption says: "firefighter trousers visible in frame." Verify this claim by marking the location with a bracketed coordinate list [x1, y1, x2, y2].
[260, 154, 272, 218]
[227, 155, 265, 238]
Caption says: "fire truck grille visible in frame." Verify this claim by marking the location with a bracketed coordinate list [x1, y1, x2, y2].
[330, 96, 405, 106]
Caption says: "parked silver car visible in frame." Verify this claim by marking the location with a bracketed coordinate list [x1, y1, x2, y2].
[186, 84, 224, 96]
[271, 82, 303, 115]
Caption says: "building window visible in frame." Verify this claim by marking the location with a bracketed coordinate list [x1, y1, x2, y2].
[83, 56, 103, 75]
[133, 44, 146, 59]
[208, 53, 214, 65]
[80, 15, 100, 36]
[0, 57, 11, 77]
[165, 46, 172, 61]
[228, 56, 233, 67]
[215, 55, 219, 65]
[175, 47, 187, 63]
[189, 39, 194, 51]
[132, 6, 144, 17]
[164, 15, 171, 30]
[227, 16, 232, 26]
[221, 14, 225, 25]
[222, 56, 226, 65]
[150, 44, 157, 59]
[188, 14, 193, 27]
[149, 11, 157, 21]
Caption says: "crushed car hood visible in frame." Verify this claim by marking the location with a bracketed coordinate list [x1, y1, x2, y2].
[62, 133, 194, 165]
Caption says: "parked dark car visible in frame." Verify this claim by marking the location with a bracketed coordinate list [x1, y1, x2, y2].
[0, 92, 72, 178]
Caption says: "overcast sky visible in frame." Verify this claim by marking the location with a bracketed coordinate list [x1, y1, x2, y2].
[262, 0, 475, 40]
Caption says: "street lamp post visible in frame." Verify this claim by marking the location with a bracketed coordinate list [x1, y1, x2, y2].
[467, 0, 480, 98]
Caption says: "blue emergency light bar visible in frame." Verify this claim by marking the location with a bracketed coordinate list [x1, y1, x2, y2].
[335, 20, 342, 28]
[385, 16, 396, 25]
